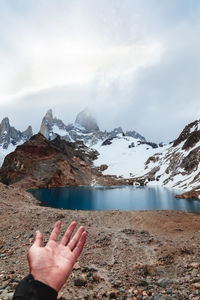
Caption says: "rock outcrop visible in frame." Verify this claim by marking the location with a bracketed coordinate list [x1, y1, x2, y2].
[175, 186, 200, 200]
[173, 119, 200, 148]
[40, 109, 54, 139]
[0, 117, 33, 149]
[0, 133, 100, 188]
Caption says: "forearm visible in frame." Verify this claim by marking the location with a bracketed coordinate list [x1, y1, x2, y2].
[12, 274, 58, 300]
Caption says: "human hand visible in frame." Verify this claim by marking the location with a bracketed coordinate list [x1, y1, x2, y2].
[27, 221, 87, 292]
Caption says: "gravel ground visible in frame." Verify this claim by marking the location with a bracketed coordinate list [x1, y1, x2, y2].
[0, 182, 200, 300]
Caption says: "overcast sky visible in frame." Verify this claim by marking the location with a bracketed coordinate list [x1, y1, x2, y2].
[0, 0, 200, 142]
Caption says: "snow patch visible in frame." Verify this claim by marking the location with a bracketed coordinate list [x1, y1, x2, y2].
[93, 136, 163, 178]
[52, 125, 66, 136]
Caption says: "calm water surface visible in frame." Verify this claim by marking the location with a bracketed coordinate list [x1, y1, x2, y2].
[30, 186, 200, 213]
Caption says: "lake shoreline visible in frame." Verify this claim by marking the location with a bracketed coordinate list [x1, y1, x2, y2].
[29, 185, 200, 213]
[1, 182, 200, 299]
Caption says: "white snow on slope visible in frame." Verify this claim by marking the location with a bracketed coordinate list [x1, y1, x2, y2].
[140, 141, 200, 191]
[93, 135, 165, 177]
[52, 125, 67, 137]
[93, 134, 200, 191]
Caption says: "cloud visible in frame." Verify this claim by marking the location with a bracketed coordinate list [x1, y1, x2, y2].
[0, 36, 162, 103]
[0, 0, 199, 142]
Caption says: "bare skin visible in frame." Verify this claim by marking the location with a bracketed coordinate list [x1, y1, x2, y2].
[27, 221, 87, 292]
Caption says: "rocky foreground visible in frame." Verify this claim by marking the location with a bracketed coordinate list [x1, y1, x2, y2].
[0, 183, 200, 300]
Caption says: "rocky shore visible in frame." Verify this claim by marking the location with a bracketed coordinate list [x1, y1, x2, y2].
[0, 182, 200, 299]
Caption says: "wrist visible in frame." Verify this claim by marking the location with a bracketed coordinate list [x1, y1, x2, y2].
[31, 271, 60, 292]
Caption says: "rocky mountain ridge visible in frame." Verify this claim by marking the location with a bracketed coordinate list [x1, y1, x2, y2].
[0, 133, 98, 188]
[39, 108, 146, 147]
[0, 108, 147, 167]
[133, 120, 200, 198]
[0, 117, 32, 149]
[0, 110, 199, 199]
[0, 133, 131, 189]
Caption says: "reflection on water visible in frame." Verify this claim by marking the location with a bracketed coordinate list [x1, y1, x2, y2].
[30, 186, 200, 213]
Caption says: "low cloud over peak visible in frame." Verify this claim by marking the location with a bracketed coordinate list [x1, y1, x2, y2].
[0, 0, 199, 143]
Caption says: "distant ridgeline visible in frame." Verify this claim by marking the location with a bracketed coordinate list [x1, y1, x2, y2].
[0, 108, 146, 150]
[0, 108, 199, 200]
[39, 108, 147, 147]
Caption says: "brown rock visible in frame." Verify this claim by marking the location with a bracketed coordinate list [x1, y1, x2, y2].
[176, 188, 200, 200]
[0, 133, 100, 188]
[99, 164, 108, 172]
[180, 146, 200, 173]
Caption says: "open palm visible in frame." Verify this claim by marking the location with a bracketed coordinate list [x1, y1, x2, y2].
[27, 221, 87, 292]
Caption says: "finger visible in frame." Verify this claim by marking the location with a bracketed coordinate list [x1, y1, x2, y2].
[60, 221, 77, 246]
[68, 226, 85, 250]
[73, 231, 87, 260]
[33, 230, 43, 247]
[48, 220, 62, 242]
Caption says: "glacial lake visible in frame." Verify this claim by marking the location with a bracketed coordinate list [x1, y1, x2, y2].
[30, 186, 200, 213]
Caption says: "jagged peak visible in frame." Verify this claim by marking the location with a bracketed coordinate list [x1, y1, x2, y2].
[75, 108, 99, 132]
[0, 117, 10, 127]
[23, 125, 32, 131]
[44, 109, 53, 121]
[0, 117, 10, 135]
[1, 117, 10, 124]
[22, 126, 33, 138]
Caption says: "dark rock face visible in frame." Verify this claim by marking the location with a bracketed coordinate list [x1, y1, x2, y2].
[0, 133, 100, 188]
[182, 130, 200, 151]
[129, 140, 163, 150]
[0, 117, 33, 149]
[181, 146, 200, 173]
[173, 120, 200, 148]
[75, 108, 99, 132]
[102, 137, 114, 146]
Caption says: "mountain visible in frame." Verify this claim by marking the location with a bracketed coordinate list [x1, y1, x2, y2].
[0, 117, 33, 149]
[0, 117, 33, 166]
[0, 133, 129, 188]
[39, 108, 146, 147]
[1, 109, 199, 198]
[133, 120, 200, 197]
[0, 108, 146, 167]
[93, 133, 165, 178]
[90, 119, 199, 199]
[75, 108, 99, 132]
[0, 133, 99, 188]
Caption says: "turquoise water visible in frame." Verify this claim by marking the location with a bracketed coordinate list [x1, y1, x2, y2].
[30, 186, 200, 213]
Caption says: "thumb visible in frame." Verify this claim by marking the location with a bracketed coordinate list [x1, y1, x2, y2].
[33, 230, 43, 247]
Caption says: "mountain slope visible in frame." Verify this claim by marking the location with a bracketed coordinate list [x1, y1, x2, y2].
[133, 120, 200, 193]
[0, 117, 32, 149]
[93, 134, 165, 178]
[0, 133, 100, 188]
[0, 117, 33, 166]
